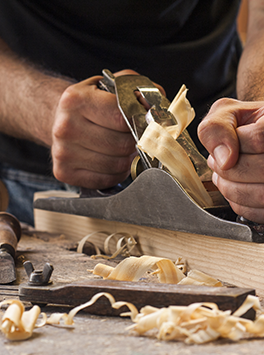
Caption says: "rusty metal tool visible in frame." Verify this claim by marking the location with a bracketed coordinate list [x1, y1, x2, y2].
[0, 212, 21, 284]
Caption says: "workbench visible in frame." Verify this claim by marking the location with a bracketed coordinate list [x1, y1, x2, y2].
[0, 228, 264, 355]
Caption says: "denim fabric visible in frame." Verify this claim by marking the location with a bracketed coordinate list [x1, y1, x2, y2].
[0, 164, 78, 226]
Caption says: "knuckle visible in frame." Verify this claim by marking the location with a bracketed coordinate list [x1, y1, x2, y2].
[251, 129, 264, 153]
[52, 115, 76, 141]
[52, 143, 72, 164]
[52, 164, 68, 183]
[209, 97, 237, 112]
[228, 201, 245, 218]
[59, 84, 82, 110]
[53, 124, 72, 140]
[52, 160, 76, 185]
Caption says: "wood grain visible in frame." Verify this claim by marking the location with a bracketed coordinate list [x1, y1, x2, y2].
[19, 280, 255, 319]
[34, 191, 264, 297]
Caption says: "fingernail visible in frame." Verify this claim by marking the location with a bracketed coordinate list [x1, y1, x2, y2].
[212, 172, 218, 186]
[207, 155, 215, 169]
[213, 145, 230, 168]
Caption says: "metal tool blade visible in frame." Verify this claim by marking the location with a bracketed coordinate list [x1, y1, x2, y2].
[34, 168, 260, 242]
[0, 249, 16, 284]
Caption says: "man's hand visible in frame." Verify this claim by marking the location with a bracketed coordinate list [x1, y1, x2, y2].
[198, 98, 264, 223]
[52, 69, 166, 190]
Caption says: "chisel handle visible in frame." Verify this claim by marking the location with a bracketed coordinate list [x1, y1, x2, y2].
[0, 212, 21, 258]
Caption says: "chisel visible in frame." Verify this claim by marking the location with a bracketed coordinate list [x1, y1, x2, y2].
[0, 212, 21, 284]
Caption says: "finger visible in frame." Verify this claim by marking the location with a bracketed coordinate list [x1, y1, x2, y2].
[208, 153, 264, 184]
[82, 122, 136, 156]
[55, 166, 132, 190]
[53, 140, 136, 175]
[114, 69, 140, 77]
[212, 172, 264, 208]
[237, 117, 264, 154]
[198, 98, 239, 170]
[54, 113, 136, 157]
[212, 172, 264, 223]
[60, 78, 130, 132]
[52, 144, 136, 189]
[114, 69, 166, 97]
[228, 201, 264, 224]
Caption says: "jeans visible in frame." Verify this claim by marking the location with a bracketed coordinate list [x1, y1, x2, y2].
[0, 163, 78, 226]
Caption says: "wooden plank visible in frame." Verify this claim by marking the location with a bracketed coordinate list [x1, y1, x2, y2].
[19, 280, 255, 319]
[34, 191, 264, 297]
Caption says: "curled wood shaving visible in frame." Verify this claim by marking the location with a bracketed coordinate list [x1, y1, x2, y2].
[178, 270, 223, 287]
[92, 255, 222, 287]
[77, 231, 137, 260]
[93, 255, 185, 283]
[92, 233, 137, 260]
[137, 84, 212, 208]
[77, 231, 109, 254]
[167, 84, 195, 139]
[138, 122, 213, 208]
[0, 300, 42, 340]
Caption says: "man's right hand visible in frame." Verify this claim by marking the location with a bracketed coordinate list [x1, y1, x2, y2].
[52, 70, 139, 190]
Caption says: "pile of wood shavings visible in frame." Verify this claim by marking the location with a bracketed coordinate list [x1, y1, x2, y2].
[1, 293, 264, 344]
[121, 294, 263, 344]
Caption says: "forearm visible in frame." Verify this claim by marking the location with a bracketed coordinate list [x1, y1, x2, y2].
[0, 38, 74, 147]
[237, 1, 264, 101]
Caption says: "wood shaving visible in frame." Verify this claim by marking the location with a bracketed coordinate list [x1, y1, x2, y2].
[91, 255, 222, 287]
[77, 231, 137, 260]
[167, 84, 195, 139]
[138, 122, 213, 208]
[2, 292, 264, 344]
[137, 84, 213, 208]
[178, 270, 223, 287]
[0, 300, 42, 340]
[92, 255, 185, 283]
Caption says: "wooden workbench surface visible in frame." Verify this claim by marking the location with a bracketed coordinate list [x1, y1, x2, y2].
[1, 229, 264, 355]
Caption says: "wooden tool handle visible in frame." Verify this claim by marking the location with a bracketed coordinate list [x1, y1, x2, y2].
[0, 180, 9, 211]
[0, 212, 21, 258]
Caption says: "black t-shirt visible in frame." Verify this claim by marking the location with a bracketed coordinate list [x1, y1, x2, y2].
[0, 0, 242, 175]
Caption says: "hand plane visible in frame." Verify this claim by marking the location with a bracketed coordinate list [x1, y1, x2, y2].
[34, 70, 263, 243]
